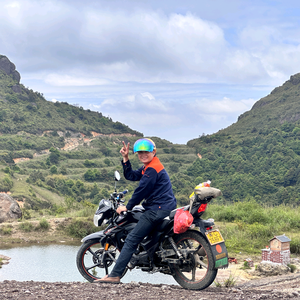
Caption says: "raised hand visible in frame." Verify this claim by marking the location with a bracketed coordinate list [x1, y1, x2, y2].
[120, 141, 130, 162]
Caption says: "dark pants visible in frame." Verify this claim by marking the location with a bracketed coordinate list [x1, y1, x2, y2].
[109, 209, 170, 277]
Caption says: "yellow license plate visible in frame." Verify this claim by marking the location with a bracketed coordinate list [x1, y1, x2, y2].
[206, 230, 224, 245]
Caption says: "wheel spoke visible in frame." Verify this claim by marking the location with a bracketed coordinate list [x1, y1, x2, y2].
[77, 241, 128, 282]
[169, 232, 218, 290]
[86, 262, 101, 271]
[198, 259, 208, 269]
[87, 247, 99, 260]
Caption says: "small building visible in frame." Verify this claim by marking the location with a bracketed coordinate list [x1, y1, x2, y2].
[261, 234, 291, 266]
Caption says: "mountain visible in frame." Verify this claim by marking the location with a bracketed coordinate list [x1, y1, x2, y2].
[221, 73, 300, 137]
[0, 55, 196, 210]
[0, 55, 141, 137]
[2, 54, 300, 210]
[187, 74, 300, 206]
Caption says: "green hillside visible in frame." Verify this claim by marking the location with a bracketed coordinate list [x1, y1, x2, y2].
[0, 55, 197, 211]
[0, 55, 141, 137]
[187, 74, 300, 205]
[2, 54, 300, 212]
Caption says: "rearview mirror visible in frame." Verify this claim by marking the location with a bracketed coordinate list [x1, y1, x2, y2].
[114, 171, 121, 181]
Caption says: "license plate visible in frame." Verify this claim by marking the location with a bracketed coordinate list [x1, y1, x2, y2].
[205, 230, 224, 245]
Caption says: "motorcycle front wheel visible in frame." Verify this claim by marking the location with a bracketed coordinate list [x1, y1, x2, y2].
[170, 230, 217, 290]
[76, 240, 128, 282]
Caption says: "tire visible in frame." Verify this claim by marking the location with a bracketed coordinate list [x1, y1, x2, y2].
[170, 230, 217, 290]
[76, 240, 127, 282]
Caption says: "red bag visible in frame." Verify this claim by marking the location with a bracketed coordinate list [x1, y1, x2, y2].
[174, 209, 194, 234]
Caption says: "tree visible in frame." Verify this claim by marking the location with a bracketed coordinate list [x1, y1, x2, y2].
[50, 165, 58, 174]
[49, 147, 61, 165]
[89, 183, 99, 199]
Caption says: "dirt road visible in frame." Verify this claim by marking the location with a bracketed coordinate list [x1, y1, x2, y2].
[1, 273, 300, 300]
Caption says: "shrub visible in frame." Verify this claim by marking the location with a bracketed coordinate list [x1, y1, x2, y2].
[290, 238, 300, 254]
[64, 219, 97, 238]
[21, 208, 31, 220]
[35, 218, 50, 231]
[0, 225, 13, 235]
[241, 261, 251, 270]
[287, 264, 297, 273]
[18, 221, 34, 232]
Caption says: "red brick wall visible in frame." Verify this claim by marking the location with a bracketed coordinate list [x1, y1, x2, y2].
[261, 249, 290, 265]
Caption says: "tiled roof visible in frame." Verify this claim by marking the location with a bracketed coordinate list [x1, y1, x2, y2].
[269, 234, 291, 243]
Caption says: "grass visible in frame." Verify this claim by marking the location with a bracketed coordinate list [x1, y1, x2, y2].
[4, 198, 300, 255]
[58, 218, 98, 238]
[215, 273, 237, 288]
[18, 221, 34, 232]
[30, 185, 65, 205]
[35, 218, 50, 231]
[204, 201, 300, 254]
[240, 260, 251, 270]
[0, 225, 13, 235]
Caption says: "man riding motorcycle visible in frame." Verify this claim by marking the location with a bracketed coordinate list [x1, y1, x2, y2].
[94, 138, 177, 284]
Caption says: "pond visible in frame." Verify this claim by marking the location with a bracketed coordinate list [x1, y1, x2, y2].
[0, 243, 177, 285]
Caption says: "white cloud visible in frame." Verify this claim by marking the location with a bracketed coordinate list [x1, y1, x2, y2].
[93, 92, 170, 113]
[0, 1, 279, 85]
[45, 74, 111, 86]
[192, 97, 257, 115]
[1, 0, 300, 143]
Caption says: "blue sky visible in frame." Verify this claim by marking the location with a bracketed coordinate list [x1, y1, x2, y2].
[1, 0, 300, 143]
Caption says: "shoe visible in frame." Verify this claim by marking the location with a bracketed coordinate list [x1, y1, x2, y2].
[93, 274, 121, 284]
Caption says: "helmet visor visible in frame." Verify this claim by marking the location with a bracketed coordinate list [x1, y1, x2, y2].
[133, 139, 155, 153]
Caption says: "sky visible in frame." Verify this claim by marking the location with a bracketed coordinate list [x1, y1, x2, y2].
[1, 0, 300, 144]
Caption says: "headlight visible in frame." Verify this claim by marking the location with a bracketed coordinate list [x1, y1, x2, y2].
[93, 213, 103, 227]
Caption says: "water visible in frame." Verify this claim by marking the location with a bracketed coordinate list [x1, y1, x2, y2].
[0, 244, 177, 285]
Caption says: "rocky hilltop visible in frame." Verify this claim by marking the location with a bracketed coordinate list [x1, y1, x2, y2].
[0, 55, 20, 83]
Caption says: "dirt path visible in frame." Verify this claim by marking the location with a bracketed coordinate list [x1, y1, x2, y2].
[1, 257, 300, 299]
[1, 274, 300, 300]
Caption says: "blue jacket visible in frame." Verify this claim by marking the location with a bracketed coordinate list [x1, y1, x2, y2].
[122, 157, 177, 211]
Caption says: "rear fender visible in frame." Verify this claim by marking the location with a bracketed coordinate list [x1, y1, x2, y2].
[193, 218, 214, 235]
[186, 229, 229, 270]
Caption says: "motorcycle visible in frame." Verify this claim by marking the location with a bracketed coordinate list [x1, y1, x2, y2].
[76, 171, 228, 290]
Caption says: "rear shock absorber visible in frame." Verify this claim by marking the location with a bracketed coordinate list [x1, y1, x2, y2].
[168, 237, 183, 259]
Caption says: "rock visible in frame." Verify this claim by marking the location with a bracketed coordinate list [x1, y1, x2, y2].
[11, 84, 23, 93]
[0, 193, 22, 223]
[256, 262, 290, 276]
[0, 55, 21, 83]
[0, 254, 11, 265]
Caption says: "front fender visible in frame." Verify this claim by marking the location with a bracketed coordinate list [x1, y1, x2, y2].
[187, 229, 228, 270]
[81, 230, 105, 243]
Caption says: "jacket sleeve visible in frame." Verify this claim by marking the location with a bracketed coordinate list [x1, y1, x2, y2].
[122, 160, 143, 181]
[126, 167, 157, 210]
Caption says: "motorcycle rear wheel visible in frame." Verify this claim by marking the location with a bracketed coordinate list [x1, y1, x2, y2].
[76, 240, 127, 282]
[170, 230, 217, 290]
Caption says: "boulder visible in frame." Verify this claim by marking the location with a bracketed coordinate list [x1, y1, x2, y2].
[256, 262, 290, 276]
[0, 55, 21, 83]
[0, 193, 22, 223]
